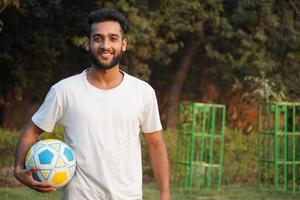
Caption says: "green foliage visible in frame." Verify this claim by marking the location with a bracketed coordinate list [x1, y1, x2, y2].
[0, 126, 64, 186]
[38, 125, 64, 141]
[0, 126, 64, 169]
[0, 0, 19, 19]
[141, 130, 178, 182]
[1, 0, 300, 129]
[0, 0, 94, 124]
[0, 128, 19, 186]
[243, 75, 286, 103]
[227, 0, 300, 101]
[0, 126, 285, 187]
[169, 128, 258, 186]
[222, 128, 258, 184]
[195, 0, 300, 105]
[0, 128, 19, 167]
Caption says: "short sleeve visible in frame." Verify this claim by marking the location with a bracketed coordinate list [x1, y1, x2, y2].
[32, 86, 63, 132]
[140, 88, 162, 133]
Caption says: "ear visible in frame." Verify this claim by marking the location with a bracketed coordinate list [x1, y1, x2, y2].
[84, 37, 89, 51]
[122, 38, 127, 52]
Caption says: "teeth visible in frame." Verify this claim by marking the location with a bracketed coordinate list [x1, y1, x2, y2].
[98, 49, 113, 54]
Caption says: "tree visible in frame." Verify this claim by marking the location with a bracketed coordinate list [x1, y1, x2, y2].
[0, 0, 95, 128]
[0, 0, 19, 36]
[1, 0, 300, 130]
[158, 0, 228, 128]
[220, 0, 300, 102]
[160, 0, 300, 128]
[0, 0, 175, 128]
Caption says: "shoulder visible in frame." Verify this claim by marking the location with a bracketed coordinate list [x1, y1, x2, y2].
[52, 71, 84, 93]
[125, 72, 154, 93]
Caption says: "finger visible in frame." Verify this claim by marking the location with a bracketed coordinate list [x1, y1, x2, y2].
[32, 182, 56, 191]
[32, 181, 54, 188]
[32, 186, 56, 193]
[23, 167, 40, 174]
[15, 168, 39, 185]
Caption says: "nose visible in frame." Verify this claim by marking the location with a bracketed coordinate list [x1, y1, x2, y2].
[100, 38, 109, 49]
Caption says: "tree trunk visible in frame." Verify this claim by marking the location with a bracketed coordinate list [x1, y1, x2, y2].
[166, 37, 200, 128]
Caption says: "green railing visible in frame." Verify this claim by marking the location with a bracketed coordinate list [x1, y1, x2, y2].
[258, 102, 300, 192]
[175, 102, 225, 189]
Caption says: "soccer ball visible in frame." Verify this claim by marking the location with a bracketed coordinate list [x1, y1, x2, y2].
[25, 139, 76, 188]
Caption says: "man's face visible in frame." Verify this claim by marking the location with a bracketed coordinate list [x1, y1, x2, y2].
[88, 21, 127, 70]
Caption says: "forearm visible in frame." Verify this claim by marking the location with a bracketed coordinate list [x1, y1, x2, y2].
[14, 120, 55, 192]
[148, 139, 170, 199]
[14, 121, 42, 172]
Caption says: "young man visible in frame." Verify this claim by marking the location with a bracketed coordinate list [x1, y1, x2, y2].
[14, 9, 170, 200]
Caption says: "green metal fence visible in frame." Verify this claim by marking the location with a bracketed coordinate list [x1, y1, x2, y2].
[258, 102, 300, 192]
[175, 102, 226, 189]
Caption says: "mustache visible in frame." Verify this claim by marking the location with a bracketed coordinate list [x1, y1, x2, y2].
[98, 48, 114, 54]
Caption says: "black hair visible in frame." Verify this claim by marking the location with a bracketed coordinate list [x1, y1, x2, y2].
[87, 9, 128, 36]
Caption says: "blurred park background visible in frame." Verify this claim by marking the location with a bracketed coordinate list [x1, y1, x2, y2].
[1, 0, 300, 199]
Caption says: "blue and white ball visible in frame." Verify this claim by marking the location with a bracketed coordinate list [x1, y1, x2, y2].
[25, 139, 76, 188]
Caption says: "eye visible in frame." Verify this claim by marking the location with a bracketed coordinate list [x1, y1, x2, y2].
[110, 37, 118, 42]
[93, 36, 101, 42]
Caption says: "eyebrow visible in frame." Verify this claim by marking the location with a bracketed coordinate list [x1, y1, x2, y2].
[92, 33, 121, 38]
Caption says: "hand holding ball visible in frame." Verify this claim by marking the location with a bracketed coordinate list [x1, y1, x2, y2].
[25, 139, 76, 188]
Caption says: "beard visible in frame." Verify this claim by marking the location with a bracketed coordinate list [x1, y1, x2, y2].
[90, 48, 123, 70]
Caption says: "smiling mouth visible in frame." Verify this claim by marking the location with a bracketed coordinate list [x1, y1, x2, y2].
[98, 49, 114, 55]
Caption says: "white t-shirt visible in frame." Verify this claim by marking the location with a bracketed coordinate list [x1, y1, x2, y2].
[32, 69, 162, 200]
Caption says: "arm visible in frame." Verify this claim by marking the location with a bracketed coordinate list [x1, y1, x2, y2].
[143, 131, 170, 200]
[14, 120, 56, 192]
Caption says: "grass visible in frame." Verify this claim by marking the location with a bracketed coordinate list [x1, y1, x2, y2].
[1, 184, 300, 200]
[0, 186, 58, 200]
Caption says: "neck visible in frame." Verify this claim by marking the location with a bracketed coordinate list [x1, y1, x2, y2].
[87, 65, 124, 90]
